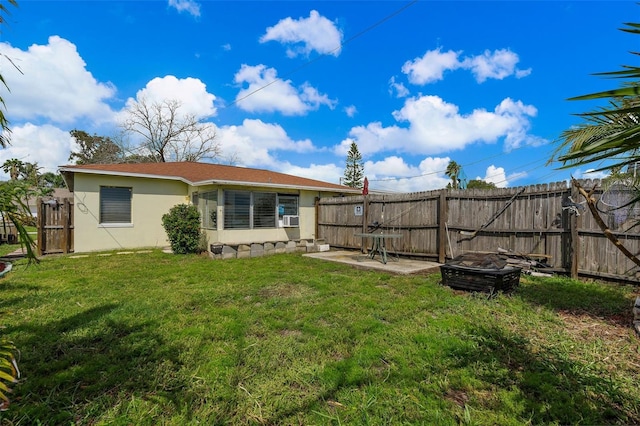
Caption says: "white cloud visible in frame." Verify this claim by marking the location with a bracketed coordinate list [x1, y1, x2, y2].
[260, 10, 343, 58]
[222, 43, 232, 51]
[0, 123, 78, 178]
[234, 64, 336, 115]
[124, 75, 217, 120]
[336, 95, 545, 156]
[575, 168, 610, 180]
[476, 165, 528, 188]
[388, 76, 410, 98]
[402, 48, 461, 85]
[462, 49, 532, 83]
[280, 162, 344, 185]
[401, 47, 530, 85]
[363, 156, 452, 193]
[168, 0, 201, 17]
[274, 156, 452, 191]
[344, 105, 357, 118]
[480, 165, 508, 188]
[0, 36, 116, 125]
[215, 119, 316, 169]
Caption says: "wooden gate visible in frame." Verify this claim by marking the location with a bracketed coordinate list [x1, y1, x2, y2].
[37, 197, 74, 255]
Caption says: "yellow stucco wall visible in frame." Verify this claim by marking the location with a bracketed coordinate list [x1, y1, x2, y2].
[73, 174, 344, 253]
[73, 174, 188, 252]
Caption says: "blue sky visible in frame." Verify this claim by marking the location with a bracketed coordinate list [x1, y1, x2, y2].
[1, 1, 638, 192]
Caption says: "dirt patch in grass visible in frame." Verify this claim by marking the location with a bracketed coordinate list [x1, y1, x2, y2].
[558, 310, 633, 339]
[259, 283, 314, 299]
[558, 310, 640, 371]
[444, 388, 469, 407]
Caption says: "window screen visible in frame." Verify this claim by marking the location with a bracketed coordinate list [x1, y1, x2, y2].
[278, 195, 299, 219]
[224, 190, 250, 229]
[100, 186, 132, 224]
[253, 192, 276, 228]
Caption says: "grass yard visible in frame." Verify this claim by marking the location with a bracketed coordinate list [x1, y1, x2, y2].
[0, 248, 638, 425]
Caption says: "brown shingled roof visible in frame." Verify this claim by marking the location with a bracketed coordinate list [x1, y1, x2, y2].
[60, 162, 359, 193]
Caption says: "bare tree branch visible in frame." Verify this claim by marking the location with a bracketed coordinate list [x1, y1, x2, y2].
[572, 177, 640, 268]
[120, 97, 220, 162]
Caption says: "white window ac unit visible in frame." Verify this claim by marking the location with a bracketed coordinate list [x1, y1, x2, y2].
[282, 215, 300, 227]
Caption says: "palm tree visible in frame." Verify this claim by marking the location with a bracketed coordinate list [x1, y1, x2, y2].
[551, 21, 640, 173]
[445, 160, 461, 189]
[1, 158, 24, 181]
[0, 0, 18, 149]
[0, 2, 22, 408]
[551, 18, 640, 270]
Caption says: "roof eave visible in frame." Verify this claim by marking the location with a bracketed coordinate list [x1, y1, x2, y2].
[193, 179, 359, 193]
[58, 167, 191, 185]
[59, 167, 360, 194]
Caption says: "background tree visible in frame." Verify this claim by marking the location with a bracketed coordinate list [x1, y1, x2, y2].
[343, 141, 364, 188]
[445, 160, 461, 189]
[120, 97, 220, 163]
[19, 161, 40, 186]
[1, 158, 24, 181]
[467, 179, 497, 189]
[40, 171, 65, 189]
[69, 130, 123, 164]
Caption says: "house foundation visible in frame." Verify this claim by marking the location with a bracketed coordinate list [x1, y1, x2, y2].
[208, 239, 329, 260]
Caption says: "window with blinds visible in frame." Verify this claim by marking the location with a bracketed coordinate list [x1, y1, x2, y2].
[253, 192, 276, 228]
[100, 186, 132, 224]
[224, 190, 250, 229]
[223, 191, 298, 230]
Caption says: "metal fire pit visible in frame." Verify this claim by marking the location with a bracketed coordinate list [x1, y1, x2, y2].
[440, 253, 521, 296]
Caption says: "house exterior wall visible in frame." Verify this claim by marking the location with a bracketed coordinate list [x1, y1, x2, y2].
[194, 187, 322, 245]
[73, 174, 187, 252]
[72, 174, 345, 253]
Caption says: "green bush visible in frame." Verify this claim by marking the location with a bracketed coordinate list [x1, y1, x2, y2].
[161, 204, 205, 254]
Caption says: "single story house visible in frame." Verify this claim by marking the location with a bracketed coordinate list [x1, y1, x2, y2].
[59, 162, 360, 253]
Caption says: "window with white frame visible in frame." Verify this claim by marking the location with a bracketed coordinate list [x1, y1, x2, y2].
[99, 186, 132, 224]
[222, 191, 298, 230]
[195, 191, 218, 229]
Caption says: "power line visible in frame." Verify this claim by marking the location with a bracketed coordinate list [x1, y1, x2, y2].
[367, 141, 554, 183]
[229, 1, 419, 108]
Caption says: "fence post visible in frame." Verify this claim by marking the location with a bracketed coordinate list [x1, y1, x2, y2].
[438, 190, 447, 263]
[315, 197, 320, 242]
[570, 185, 580, 279]
[37, 198, 44, 256]
[62, 198, 70, 254]
[361, 195, 369, 253]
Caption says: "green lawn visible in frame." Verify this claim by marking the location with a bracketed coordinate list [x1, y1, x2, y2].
[0, 249, 638, 425]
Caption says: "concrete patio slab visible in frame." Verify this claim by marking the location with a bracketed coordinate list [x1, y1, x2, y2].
[304, 250, 441, 275]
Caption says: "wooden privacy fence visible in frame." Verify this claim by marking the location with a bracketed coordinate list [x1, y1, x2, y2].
[317, 180, 640, 282]
[37, 197, 74, 256]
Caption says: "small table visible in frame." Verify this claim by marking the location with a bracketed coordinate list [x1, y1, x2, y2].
[355, 233, 402, 264]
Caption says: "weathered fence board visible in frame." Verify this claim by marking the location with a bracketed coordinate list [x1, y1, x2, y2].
[37, 197, 74, 255]
[317, 180, 640, 282]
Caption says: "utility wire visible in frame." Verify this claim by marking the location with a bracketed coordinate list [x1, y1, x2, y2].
[229, 0, 419, 108]
[368, 140, 555, 183]
[369, 143, 564, 192]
